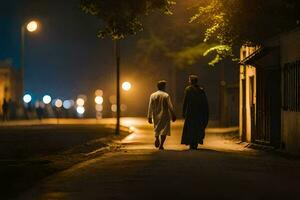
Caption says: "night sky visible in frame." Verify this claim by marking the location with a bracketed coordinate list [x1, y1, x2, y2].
[0, 0, 239, 118]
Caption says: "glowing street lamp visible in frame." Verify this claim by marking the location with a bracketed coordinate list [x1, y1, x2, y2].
[26, 21, 38, 32]
[122, 81, 132, 91]
[21, 20, 40, 94]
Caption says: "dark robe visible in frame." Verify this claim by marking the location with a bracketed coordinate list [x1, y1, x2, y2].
[181, 85, 209, 145]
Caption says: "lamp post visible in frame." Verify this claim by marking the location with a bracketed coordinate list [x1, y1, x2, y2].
[115, 40, 121, 135]
[20, 20, 39, 94]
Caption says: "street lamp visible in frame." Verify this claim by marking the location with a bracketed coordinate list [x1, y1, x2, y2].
[26, 21, 38, 32]
[21, 20, 40, 95]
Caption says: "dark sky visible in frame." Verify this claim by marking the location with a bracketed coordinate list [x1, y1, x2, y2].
[0, 0, 239, 118]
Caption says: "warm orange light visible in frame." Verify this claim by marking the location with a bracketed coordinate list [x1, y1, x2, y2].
[111, 104, 117, 112]
[26, 21, 38, 32]
[95, 89, 103, 96]
[55, 99, 63, 108]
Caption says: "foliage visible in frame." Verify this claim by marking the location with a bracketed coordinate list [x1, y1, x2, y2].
[189, 0, 300, 64]
[80, 0, 175, 40]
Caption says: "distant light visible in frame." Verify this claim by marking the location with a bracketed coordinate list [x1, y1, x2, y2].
[26, 21, 38, 32]
[55, 99, 63, 108]
[76, 106, 85, 115]
[111, 104, 117, 112]
[43, 95, 52, 104]
[95, 104, 103, 112]
[35, 101, 45, 109]
[95, 89, 103, 96]
[23, 94, 32, 103]
[35, 101, 40, 108]
[109, 95, 116, 104]
[121, 104, 127, 111]
[95, 96, 104, 105]
[122, 82, 132, 91]
[76, 98, 85, 106]
[63, 100, 73, 109]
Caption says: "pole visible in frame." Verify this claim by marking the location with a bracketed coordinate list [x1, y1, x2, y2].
[20, 25, 25, 95]
[171, 66, 177, 115]
[115, 40, 121, 135]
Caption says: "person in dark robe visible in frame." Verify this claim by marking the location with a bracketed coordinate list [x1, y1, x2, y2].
[2, 98, 9, 121]
[181, 75, 209, 150]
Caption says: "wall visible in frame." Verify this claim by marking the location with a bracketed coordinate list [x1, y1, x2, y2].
[239, 46, 257, 142]
[280, 28, 300, 154]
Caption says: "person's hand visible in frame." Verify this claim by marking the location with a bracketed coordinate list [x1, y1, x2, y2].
[148, 118, 153, 124]
[172, 115, 176, 122]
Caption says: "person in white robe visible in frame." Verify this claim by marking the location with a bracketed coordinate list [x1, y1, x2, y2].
[147, 80, 176, 150]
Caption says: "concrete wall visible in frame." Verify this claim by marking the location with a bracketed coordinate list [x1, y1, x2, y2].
[280, 28, 300, 155]
[239, 46, 257, 142]
[282, 112, 300, 153]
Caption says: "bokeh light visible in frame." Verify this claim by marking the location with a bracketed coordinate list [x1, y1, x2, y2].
[23, 94, 32, 103]
[95, 89, 103, 96]
[76, 98, 85, 106]
[55, 99, 63, 108]
[76, 106, 85, 115]
[63, 100, 73, 109]
[122, 81, 132, 91]
[95, 104, 103, 112]
[109, 95, 116, 104]
[121, 104, 127, 111]
[111, 104, 117, 112]
[43, 95, 52, 104]
[95, 96, 104, 104]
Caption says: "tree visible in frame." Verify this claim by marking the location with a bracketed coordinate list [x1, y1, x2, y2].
[189, 0, 300, 64]
[80, 0, 174, 39]
[80, 0, 174, 134]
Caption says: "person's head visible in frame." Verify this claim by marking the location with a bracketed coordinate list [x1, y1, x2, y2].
[189, 75, 198, 85]
[157, 80, 167, 91]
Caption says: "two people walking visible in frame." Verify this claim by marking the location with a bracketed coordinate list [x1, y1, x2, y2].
[147, 75, 209, 150]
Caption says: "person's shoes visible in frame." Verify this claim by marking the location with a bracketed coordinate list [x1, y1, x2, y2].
[155, 138, 160, 148]
[199, 139, 204, 145]
[159, 146, 164, 150]
[189, 144, 199, 150]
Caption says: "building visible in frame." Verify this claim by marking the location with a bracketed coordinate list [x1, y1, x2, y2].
[239, 27, 300, 155]
[0, 59, 23, 114]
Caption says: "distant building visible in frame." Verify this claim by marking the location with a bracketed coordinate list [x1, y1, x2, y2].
[0, 59, 23, 114]
[240, 27, 300, 155]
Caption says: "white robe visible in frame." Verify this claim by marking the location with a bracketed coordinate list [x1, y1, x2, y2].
[147, 90, 175, 136]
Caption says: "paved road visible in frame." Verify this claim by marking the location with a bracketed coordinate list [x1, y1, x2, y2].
[18, 118, 300, 200]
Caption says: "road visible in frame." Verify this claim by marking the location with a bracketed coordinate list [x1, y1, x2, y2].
[17, 118, 300, 200]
